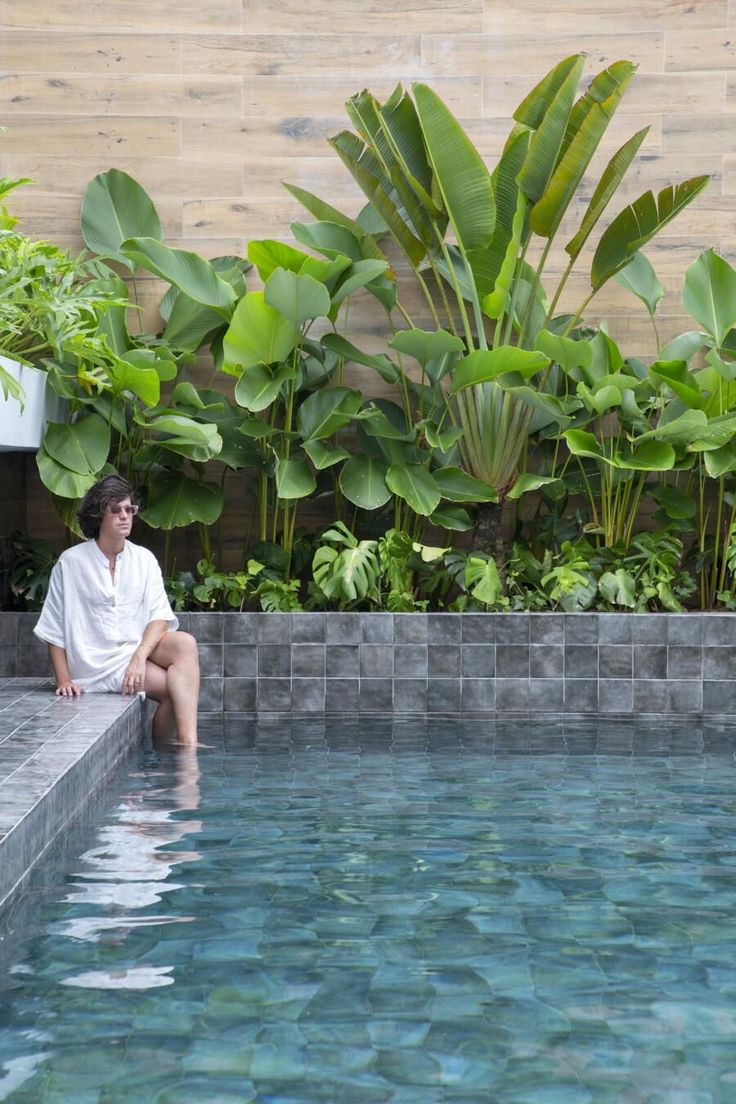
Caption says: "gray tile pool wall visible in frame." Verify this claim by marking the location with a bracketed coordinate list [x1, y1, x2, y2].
[2, 611, 735, 715]
[0, 681, 143, 914]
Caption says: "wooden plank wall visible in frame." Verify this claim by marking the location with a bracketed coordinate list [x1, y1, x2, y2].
[1, 1, 734, 562]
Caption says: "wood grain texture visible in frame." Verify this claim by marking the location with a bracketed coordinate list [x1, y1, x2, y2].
[245, 0, 484, 34]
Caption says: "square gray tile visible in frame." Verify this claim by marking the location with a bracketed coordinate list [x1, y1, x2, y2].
[530, 614, 564, 644]
[360, 613, 393, 643]
[223, 678, 257, 711]
[223, 613, 258, 643]
[359, 679, 393, 711]
[564, 679, 598, 713]
[224, 645, 257, 678]
[668, 646, 703, 679]
[394, 679, 428, 712]
[360, 644, 394, 678]
[395, 645, 428, 678]
[188, 613, 224, 643]
[565, 645, 598, 678]
[702, 647, 733, 680]
[461, 645, 495, 678]
[564, 614, 598, 643]
[326, 645, 360, 677]
[668, 681, 703, 713]
[198, 677, 223, 711]
[257, 678, 291, 711]
[394, 615, 428, 643]
[256, 613, 292, 643]
[599, 646, 633, 679]
[495, 615, 529, 643]
[495, 678, 530, 712]
[291, 645, 326, 677]
[667, 614, 702, 644]
[461, 678, 496, 713]
[325, 678, 359, 712]
[633, 645, 667, 680]
[703, 616, 735, 645]
[197, 644, 223, 678]
[258, 645, 291, 677]
[291, 614, 326, 643]
[326, 613, 359, 643]
[529, 678, 563, 711]
[599, 679, 633, 713]
[427, 614, 461, 643]
[291, 678, 325, 712]
[496, 645, 530, 678]
[428, 679, 461, 712]
[703, 681, 736, 714]
[429, 645, 460, 678]
[462, 614, 495, 643]
[633, 679, 669, 713]
[530, 645, 563, 678]
[598, 615, 632, 644]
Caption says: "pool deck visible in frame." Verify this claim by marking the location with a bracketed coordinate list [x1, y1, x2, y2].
[0, 678, 144, 914]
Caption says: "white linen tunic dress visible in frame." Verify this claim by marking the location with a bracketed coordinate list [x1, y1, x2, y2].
[34, 540, 178, 693]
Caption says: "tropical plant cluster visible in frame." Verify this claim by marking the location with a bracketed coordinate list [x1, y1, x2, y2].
[4, 54, 736, 613]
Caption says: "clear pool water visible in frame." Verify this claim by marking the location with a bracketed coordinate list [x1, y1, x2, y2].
[2, 716, 736, 1103]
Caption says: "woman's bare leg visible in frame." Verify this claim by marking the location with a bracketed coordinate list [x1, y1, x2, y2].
[144, 661, 176, 741]
[146, 631, 200, 743]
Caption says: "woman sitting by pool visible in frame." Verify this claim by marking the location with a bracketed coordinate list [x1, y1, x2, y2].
[34, 474, 200, 745]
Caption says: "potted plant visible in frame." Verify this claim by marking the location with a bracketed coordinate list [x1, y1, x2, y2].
[0, 176, 122, 450]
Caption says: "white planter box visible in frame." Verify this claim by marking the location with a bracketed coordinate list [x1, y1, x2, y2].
[0, 355, 67, 451]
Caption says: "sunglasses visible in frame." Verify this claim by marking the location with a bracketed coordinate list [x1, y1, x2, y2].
[108, 504, 139, 516]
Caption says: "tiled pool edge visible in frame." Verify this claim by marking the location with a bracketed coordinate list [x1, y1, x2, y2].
[0, 683, 144, 918]
[3, 610, 736, 715]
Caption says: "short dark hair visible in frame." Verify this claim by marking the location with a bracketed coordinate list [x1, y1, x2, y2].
[77, 475, 136, 539]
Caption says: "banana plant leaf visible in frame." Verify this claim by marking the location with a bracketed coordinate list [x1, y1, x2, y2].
[413, 82, 495, 253]
[433, 466, 497, 503]
[389, 328, 464, 367]
[321, 334, 399, 384]
[648, 359, 702, 408]
[303, 440, 351, 470]
[234, 363, 296, 413]
[249, 237, 347, 283]
[565, 127, 649, 262]
[506, 473, 564, 500]
[428, 504, 473, 531]
[517, 54, 584, 205]
[535, 329, 593, 372]
[591, 176, 710, 290]
[451, 347, 550, 392]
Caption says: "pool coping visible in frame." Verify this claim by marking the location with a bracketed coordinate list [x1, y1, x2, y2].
[0, 679, 144, 917]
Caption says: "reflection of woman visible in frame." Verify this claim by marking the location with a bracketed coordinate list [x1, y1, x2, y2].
[34, 474, 201, 744]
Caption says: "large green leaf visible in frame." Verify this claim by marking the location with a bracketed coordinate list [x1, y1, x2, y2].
[565, 127, 649, 262]
[648, 359, 702, 408]
[433, 467, 497, 503]
[302, 439, 350, 470]
[321, 334, 399, 384]
[297, 388, 363, 441]
[529, 61, 634, 239]
[141, 473, 223, 529]
[465, 556, 503, 606]
[223, 291, 299, 370]
[506, 473, 564, 500]
[275, 457, 317, 500]
[451, 347, 550, 391]
[470, 128, 529, 301]
[413, 82, 495, 253]
[121, 237, 235, 312]
[331, 259, 390, 306]
[340, 455, 391, 509]
[616, 440, 676, 471]
[248, 237, 350, 285]
[682, 248, 736, 348]
[389, 328, 464, 367]
[81, 169, 161, 271]
[591, 176, 710, 290]
[234, 364, 295, 412]
[43, 414, 110, 476]
[386, 463, 441, 516]
[614, 250, 664, 319]
[428, 503, 473, 531]
[535, 329, 592, 372]
[264, 268, 331, 326]
[517, 54, 585, 205]
[37, 446, 98, 499]
[107, 354, 160, 406]
[513, 54, 584, 130]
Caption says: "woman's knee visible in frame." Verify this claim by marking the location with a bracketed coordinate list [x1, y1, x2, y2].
[170, 631, 199, 664]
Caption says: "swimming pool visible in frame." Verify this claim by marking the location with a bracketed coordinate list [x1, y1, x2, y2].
[1, 715, 736, 1102]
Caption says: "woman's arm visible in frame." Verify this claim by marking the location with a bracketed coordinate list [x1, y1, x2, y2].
[121, 619, 169, 695]
[49, 644, 83, 697]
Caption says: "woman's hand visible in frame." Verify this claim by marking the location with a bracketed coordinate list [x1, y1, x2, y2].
[121, 651, 148, 695]
[56, 681, 83, 698]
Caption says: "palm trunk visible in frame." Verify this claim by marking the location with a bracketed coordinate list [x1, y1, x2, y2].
[473, 501, 506, 580]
